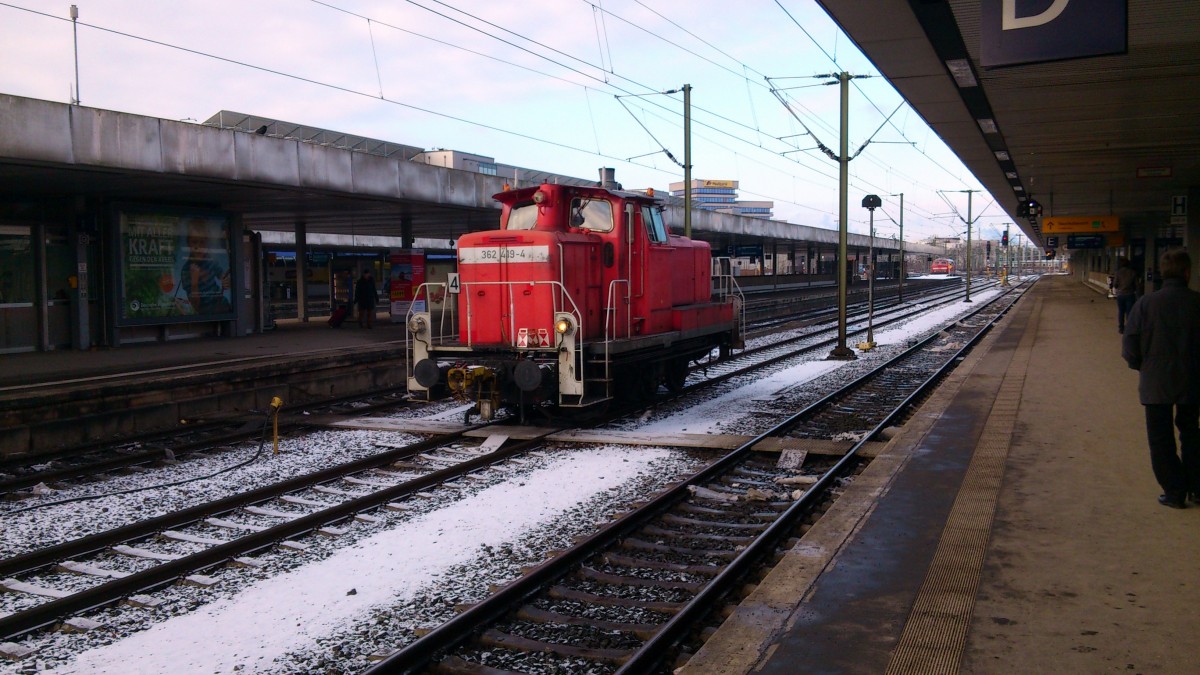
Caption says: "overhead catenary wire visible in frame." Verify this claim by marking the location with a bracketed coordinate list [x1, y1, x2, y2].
[316, 0, 846, 193]
[771, 0, 975, 190]
[1, 0, 966, 239]
[306, 0, 971, 232]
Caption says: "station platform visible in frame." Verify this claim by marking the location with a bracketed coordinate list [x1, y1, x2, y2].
[0, 278, 923, 392]
[0, 313, 413, 461]
[0, 314, 407, 391]
[682, 273, 1200, 674]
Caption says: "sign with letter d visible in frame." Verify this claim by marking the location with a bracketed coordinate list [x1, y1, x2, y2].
[981, 0, 1127, 68]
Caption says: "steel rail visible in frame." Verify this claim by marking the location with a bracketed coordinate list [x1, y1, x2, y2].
[676, 279, 1007, 399]
[617, 278, 1028, 672]
[365, 281, 1029, 673]
[0, 387, 413, 494]
[0, 428, 473, 577]
[0, 430, 556, 641]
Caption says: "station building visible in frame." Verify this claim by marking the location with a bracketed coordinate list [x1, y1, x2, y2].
[0, 94, 937, 355]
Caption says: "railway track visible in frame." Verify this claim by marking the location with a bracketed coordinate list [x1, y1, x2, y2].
[0, 423, 556, 641]
[0, 278, 1025, 665]
[680, 279, 1007, 392]
[0, 280, 966, 498]
[361, 279, 1029, 673]
[0, 388, 417, 496]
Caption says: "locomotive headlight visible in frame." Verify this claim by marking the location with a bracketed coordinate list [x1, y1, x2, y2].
[555, 317, 573, 335]
[532, 189, 548, 204]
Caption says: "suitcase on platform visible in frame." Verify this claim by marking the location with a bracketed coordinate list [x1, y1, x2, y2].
[328, 305, 350, 328]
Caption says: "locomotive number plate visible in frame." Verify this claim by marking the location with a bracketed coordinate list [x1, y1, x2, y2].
[459, 245, 551, 264]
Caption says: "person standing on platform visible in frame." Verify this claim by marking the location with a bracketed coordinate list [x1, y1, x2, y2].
[1122, 249, 1200, 509]
[1114, 257, 1138, 333]
[355, 269, 378, 329]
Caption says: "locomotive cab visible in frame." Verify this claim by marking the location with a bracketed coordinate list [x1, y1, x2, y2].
[407, 181, 743, 421]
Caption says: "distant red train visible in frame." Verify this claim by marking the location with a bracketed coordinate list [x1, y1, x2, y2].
[406, 181, 745, 421]
[930, 257, 955, 275]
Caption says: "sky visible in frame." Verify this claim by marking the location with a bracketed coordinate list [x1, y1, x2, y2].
[0, 0, 1018, 242]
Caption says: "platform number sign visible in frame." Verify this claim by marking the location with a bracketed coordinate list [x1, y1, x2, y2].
[447, 272, 460, 294]
[1171, 196, 1187, 226]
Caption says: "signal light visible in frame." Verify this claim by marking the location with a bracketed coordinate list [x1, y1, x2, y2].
[1002, 231, 1009, 247]
[1017, 198, 1042, 218]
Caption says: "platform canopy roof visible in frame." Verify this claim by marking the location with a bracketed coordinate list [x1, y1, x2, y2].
[815, 0, 1200, 247]
[0, 95, 938, 254]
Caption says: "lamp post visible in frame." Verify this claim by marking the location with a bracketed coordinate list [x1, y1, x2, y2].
[825, 72, 865, 360]
[70, 5, 80, 105]
[964, 190, 973, 303]
[858, 194, 881, 351]
[1004, 228, 1012, 285]
[683, 84, 692, 238]
[1016, 233, 1024, 277]
[891, 193, 904, 302]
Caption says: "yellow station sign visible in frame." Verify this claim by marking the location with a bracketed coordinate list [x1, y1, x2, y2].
[1041, 215, 1120, 233]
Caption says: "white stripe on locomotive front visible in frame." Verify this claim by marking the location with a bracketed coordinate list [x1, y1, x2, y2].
[458, 245, 551, 264]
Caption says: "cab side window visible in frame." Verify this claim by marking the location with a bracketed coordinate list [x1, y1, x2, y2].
[570, 198, 614, 233]
[643, 206, 668, 244]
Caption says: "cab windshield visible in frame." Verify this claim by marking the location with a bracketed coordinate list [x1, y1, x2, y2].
[505, 202, 537, 230]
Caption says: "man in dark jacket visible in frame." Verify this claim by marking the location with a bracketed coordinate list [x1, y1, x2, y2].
[355, 270, 378, 328]
[1122, 249, 1200, 508]
[1113, 257, 1138, 333]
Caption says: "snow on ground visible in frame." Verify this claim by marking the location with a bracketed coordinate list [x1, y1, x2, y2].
[38, 446, 679, 674]
[634, 360, 844, 435]
[872, 287, 1001, 345]
[1, 284, 1019, 674]
[630, 287, 1006, 437]
[0, 429, 422, 558]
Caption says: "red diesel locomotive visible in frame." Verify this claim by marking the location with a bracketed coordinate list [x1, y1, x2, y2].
[406, 181, 744, 421]
[930, 257, 955, 275]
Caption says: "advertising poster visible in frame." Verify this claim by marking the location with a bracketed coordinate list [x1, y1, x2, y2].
[389, 249, 426, 319]
[119, 210, 234, 323]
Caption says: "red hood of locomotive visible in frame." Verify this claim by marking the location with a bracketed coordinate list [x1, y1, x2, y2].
[456, 229, 579, 348]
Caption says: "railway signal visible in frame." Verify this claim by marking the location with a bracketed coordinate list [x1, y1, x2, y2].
[858, 195, 881, 352]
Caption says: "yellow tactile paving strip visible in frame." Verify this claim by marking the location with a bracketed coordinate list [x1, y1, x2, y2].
[884, 297, 1042, 674]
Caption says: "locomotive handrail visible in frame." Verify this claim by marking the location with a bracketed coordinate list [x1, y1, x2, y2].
[405, 282, 456, 341]
[602, 278, 632, 399]
[711, 256, 744, 301]
[404, 282, 456, 384]
[712, 257, 747, 349]
[603, 278, 632, 343]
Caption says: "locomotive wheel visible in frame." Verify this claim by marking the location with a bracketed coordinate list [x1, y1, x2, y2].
[637, 369, 660, 400]
[617, 365, 659, 402]
[664, 357, 689, 393]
